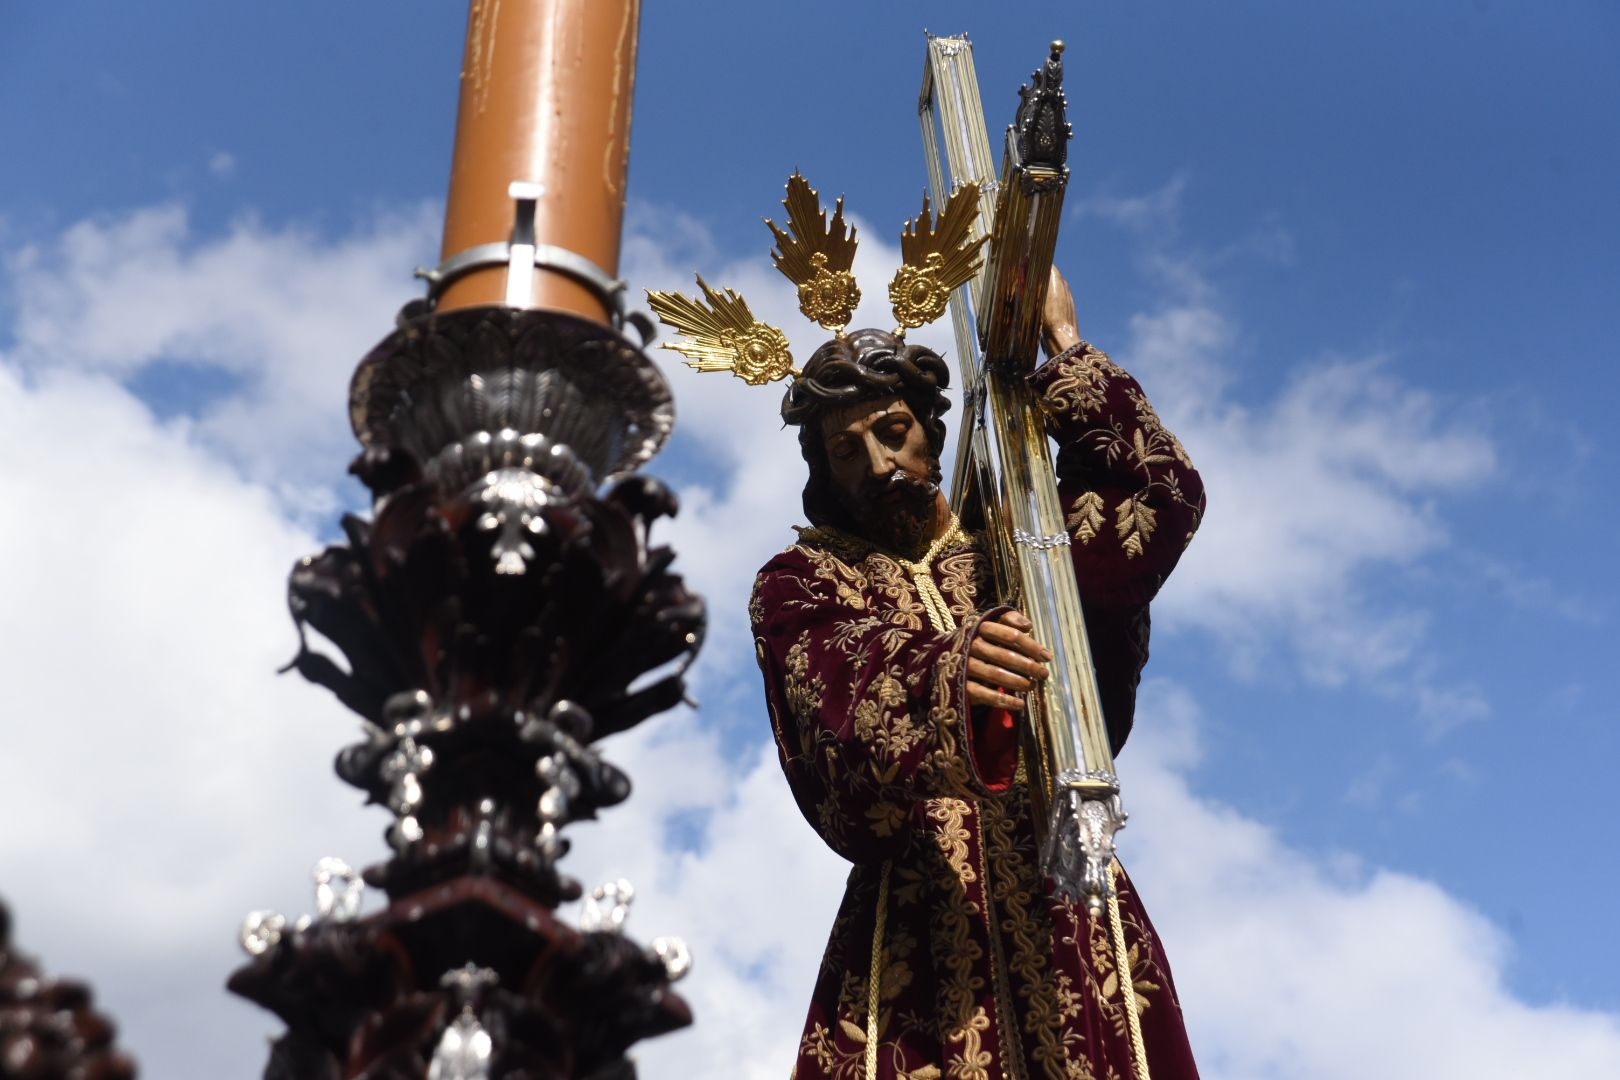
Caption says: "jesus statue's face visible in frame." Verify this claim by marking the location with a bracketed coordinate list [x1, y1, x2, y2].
[819, 395, 943, 555]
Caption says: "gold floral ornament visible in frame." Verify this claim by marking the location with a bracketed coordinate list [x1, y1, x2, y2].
[766, 173, 862, 335]
[649, 173, 985, 394]
[889, 183, 988, 334]
[646, 276, 799, 387]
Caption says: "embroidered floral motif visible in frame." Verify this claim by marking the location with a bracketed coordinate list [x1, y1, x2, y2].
[866, 800, 910, 837]
[1113, 497, 1157, 559]
[1066, 491, 1106, 546]
[749, 576, 768, 626]
[1038, 344, 1121, 418]
[936, 548, 993, 621]
[801, 1020, 865, 1080]
[1037, 341, 1204, 560]
[892, 863, 931, 907]
[981, 794, 1079, 1080]
[922, 648, 973, 796]
[785, 634, 828, 729]
[1124, 386, 1193, 469]
[855, 667, 926, 760]
[1083, 910, 1158, 1039]
[869, 554, 929, 630]
[925, 798, 990, 1080]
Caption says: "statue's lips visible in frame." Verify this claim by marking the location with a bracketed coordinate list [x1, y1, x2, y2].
[870, 486, 926, 511]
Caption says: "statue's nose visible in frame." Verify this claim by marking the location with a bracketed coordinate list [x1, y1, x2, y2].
[863, 432, 896, 477]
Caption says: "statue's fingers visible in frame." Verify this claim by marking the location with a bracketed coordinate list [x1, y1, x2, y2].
[972, 615, 1049, 660]
[1015, 631, 1055, 663]
[968, 680, 1026, 712]
[970, 638, 1049, 680]
[968, 657, 1035, 693]
[978, 621, 1054, 663]
[1000, 609, 1034, 631]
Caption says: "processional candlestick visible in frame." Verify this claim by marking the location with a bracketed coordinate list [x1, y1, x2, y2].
[227, 2, 704, 1076]
[919, 36, 1129, 915]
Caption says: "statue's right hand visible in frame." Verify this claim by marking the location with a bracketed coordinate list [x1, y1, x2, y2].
[967, 609, 1053, 712]
[1041, 265, 1081, 357]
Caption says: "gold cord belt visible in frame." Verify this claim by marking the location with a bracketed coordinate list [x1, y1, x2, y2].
[1107, 861, 1152, 1080]
[866, 861, 892, 1080]
[899, 519, 963, 636]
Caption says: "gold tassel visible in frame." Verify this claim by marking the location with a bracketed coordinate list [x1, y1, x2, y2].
[1107, 861, 1152, 1080]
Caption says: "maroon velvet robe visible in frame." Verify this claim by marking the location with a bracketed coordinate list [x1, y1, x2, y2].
[751, 342, 1206, 1080]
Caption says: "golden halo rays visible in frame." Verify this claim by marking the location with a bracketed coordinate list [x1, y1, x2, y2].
[646, 173, 987, 387]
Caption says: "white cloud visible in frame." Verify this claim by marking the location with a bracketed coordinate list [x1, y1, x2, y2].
[1455, 549, 1604, 626]
[0, 364, 390, 1076]
[2, 201, 439, 516]
[1072, 173, 1190, 239]
[1068, 185, 1499, 699]
[1119, 273, 1496, 692]
[1121, 683, 1620, 1080]
[566, 725, 847, 1080]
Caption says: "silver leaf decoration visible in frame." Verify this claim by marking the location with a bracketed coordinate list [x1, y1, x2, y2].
[427, 1010, 493, 1080]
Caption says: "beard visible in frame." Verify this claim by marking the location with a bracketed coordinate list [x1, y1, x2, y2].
[840, 465, 942, 557]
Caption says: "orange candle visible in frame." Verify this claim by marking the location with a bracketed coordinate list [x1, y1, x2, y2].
[436, 0, 640, 320]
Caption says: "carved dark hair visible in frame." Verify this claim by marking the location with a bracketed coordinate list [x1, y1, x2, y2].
[780, 328, 952, 528]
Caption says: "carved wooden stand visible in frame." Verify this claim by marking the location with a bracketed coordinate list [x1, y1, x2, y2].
[225, 305, 701, 1078]
[229, 0, 696, 1070]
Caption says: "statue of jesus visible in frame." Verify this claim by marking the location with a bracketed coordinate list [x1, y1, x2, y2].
[649, 168, 1205, 1079]
[749, 269, 1206, 1080]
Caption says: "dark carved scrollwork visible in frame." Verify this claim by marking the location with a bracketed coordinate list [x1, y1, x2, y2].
[283, 454, 702, 900]
[229, 882, 690, 1080]
[229, 305, 704, 1079]
[1014, 41, 1072, 171]
[0, 900, 137, 1079]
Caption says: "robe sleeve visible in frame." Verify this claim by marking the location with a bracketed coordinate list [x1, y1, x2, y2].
[1029, 340, 1207, 751]
[751, 550, 1010, 865]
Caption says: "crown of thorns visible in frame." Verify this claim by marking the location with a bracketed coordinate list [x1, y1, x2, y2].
[645, 173, 986, 388]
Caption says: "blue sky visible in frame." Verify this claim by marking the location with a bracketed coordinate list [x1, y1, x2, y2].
[1, 3, 1617, 1077]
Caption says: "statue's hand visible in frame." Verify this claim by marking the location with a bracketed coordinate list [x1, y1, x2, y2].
[1041, 265, 1081, 357]
[967, 609, 1052, 712]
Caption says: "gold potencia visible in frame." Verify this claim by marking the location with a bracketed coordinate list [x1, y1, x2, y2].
[768, 172, 862, 334]
[890, 186, 988, 331]
[647, 173, 988, 388]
